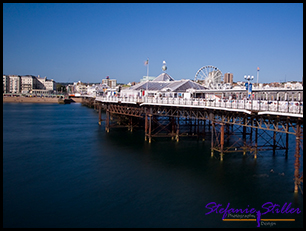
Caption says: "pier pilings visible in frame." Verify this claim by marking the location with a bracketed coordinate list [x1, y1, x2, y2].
[95, 101, 303, 194]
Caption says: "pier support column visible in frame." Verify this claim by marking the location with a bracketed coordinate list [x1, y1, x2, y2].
[176, 117, 180, 142]
[148, 114, 152, 143]
[273, 131, 276, 156]
[285, 120, 289, 159]
[202, 120, 206, 141]
[294, 123, 301, 193]
[145, 111, 148, 141]
[220, 123, 224, 161]
[254, 127, 258, 159]
[98, 104, 102, 125]
[210, 112, 214, 157]
[196, 119, 200, 141]
[129, 117, 133, 132]
[105, 105, 110, 133]
[226, 123, 230, 138]
[243, 118, 247, 155]
[211, 122, 214, 157]
[171, 117, 175, 140]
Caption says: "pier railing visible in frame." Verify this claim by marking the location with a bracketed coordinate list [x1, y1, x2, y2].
[96, 96, 303, 115]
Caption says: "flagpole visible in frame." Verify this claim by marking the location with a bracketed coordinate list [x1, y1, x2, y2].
[257, 67, 259, 87]
[147, 58, 149, 77]
[147, 60, 149, 93]
[145, 59, 149, 97]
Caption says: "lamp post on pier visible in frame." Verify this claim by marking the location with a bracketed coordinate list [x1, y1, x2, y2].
[244, 75, 254, 99]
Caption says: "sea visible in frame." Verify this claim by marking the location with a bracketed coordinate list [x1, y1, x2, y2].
[3, 102, 303, 228]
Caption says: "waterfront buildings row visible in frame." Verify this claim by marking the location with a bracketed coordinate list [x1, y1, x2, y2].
[3, 75, 56, 94]
[73, 72, 303, 100]
[67, 77, 117, 96]
[67, 81, 112, 96]
[4, 71, 302, 99]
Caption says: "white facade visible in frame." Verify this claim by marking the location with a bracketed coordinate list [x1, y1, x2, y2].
[21, 75, 37, 93]
[74, 83, 88, 95]
[3, 75, 56, 94]
[9, 75, 21, 93]
[3, 75, 10, 93]
[102, 79, 117, 88]
[36, 77, 56, 91]
[87, 85, 98, 96]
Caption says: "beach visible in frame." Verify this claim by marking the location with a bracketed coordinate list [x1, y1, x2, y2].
[3, 96, 83, 103]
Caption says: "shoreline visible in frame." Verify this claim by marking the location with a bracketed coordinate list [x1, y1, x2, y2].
[3, 96, 83, 104]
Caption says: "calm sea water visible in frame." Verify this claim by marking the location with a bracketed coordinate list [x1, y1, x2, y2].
[3, 103, 303, 228]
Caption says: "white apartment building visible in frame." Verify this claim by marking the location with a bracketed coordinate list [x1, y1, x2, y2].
[21, 75, 37, 93]
[36, 77, 56, 92]
[3, 75, 10, 93]
[3, 75, 57, 94]
[9, 75, 21, 94]
[102, 78, 117, 89]
[73, 81, 88, 95]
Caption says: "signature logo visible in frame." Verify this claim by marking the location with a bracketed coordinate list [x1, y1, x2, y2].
[205, 202, 301, 227]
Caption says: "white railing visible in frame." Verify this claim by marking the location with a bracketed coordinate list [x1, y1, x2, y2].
[95, 96, 303, 115]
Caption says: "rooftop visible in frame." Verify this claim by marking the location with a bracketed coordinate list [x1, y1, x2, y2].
[128, 73, 206, 92]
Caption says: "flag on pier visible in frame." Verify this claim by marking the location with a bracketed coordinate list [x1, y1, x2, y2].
[144, 59, 149, 77]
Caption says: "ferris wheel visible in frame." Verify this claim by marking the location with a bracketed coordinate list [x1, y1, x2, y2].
[194, 65, 223, 88]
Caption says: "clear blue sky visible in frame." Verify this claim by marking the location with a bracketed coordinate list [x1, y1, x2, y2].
[3, 3, 303, 84]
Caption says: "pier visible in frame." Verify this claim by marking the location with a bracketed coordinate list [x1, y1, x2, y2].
[95, 89, 303, 193]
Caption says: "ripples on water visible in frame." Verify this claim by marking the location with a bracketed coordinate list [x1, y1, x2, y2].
[3, 103, 303, 228]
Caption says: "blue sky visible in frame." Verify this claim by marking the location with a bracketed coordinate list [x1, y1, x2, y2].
[3, 3, 303, 84]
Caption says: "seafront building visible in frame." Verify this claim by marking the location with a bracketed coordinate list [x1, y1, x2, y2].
[3, 75, 10, 93]
[67, 79, 115, 97]
[9, 75, 21, 94]
[86, 83, 110, 96]
[102, 77, 117, 89]
[75, 83, 88, 95]
[21, 75, 38, 93]
[36, 76, 56, 92]
[224, 73, 233, 85]
[3, 74, 56, 94]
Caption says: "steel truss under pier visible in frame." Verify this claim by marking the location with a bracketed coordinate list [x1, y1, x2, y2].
[96, 102, 303, 194]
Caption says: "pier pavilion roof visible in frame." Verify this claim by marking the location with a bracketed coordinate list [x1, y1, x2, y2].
[128, 78, 206, 92]
[162, 79, 206, 92]
[152, 73, 175, 82]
